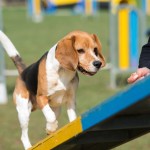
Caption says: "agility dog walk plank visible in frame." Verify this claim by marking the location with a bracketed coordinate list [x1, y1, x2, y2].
[30, 76, 150, 150]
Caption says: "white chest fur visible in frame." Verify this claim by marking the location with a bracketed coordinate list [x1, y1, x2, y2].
[46, 44, 76, 106]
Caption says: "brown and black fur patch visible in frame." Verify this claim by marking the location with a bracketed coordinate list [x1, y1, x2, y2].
[11, 55, 26, 74]
[21, 52, 48, 96]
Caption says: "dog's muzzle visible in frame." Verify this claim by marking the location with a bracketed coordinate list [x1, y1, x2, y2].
[93, 61, 102, 69]
[78, 65, 97, 76]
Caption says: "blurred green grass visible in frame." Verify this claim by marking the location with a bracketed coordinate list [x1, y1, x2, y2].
[0, 6, 150, 150]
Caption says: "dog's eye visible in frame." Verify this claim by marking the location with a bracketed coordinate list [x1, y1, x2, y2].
[77, 49, 85, 54]
[94, 48, 98, 56]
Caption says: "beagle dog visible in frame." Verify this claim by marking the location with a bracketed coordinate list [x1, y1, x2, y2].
[0, 30, 105, 150]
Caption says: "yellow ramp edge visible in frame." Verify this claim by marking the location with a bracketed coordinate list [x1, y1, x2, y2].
[29, 117, 82, 150]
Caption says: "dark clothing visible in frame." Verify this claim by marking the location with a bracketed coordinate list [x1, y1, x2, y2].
[139, 37, 150, 69]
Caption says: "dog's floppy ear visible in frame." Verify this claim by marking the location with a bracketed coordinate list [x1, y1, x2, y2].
[56, 36, 78, 71]
[92, 34, 106, 67]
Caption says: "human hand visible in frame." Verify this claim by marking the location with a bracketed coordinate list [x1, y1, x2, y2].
[127, 67, 150, 84]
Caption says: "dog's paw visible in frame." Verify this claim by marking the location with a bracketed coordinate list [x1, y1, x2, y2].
[46, 120, 58, 135]
[27, 147, 32, 150]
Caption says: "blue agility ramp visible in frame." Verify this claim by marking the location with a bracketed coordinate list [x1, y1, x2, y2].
[30, 76, 150, 150]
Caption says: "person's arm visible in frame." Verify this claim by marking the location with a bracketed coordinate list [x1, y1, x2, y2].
[127, 37, 150, 83]
[138, 37, 150, 68]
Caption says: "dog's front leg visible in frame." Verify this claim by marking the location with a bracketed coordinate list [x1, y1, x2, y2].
[37, 95, 58, 134]
[66, 76, 78, 122]
[66, 88, 77, 122]
[67, 100, 77, 122]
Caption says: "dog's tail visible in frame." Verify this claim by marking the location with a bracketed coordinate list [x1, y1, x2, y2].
[0, 31, 26, 74]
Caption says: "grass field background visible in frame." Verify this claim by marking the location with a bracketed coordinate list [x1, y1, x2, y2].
[0, 6, 150, 150]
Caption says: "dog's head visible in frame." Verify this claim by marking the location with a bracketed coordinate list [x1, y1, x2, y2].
[56, 31, 105, 76]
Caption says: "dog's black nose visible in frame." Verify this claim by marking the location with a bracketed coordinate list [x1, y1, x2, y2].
[93, 61, 102, 69]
